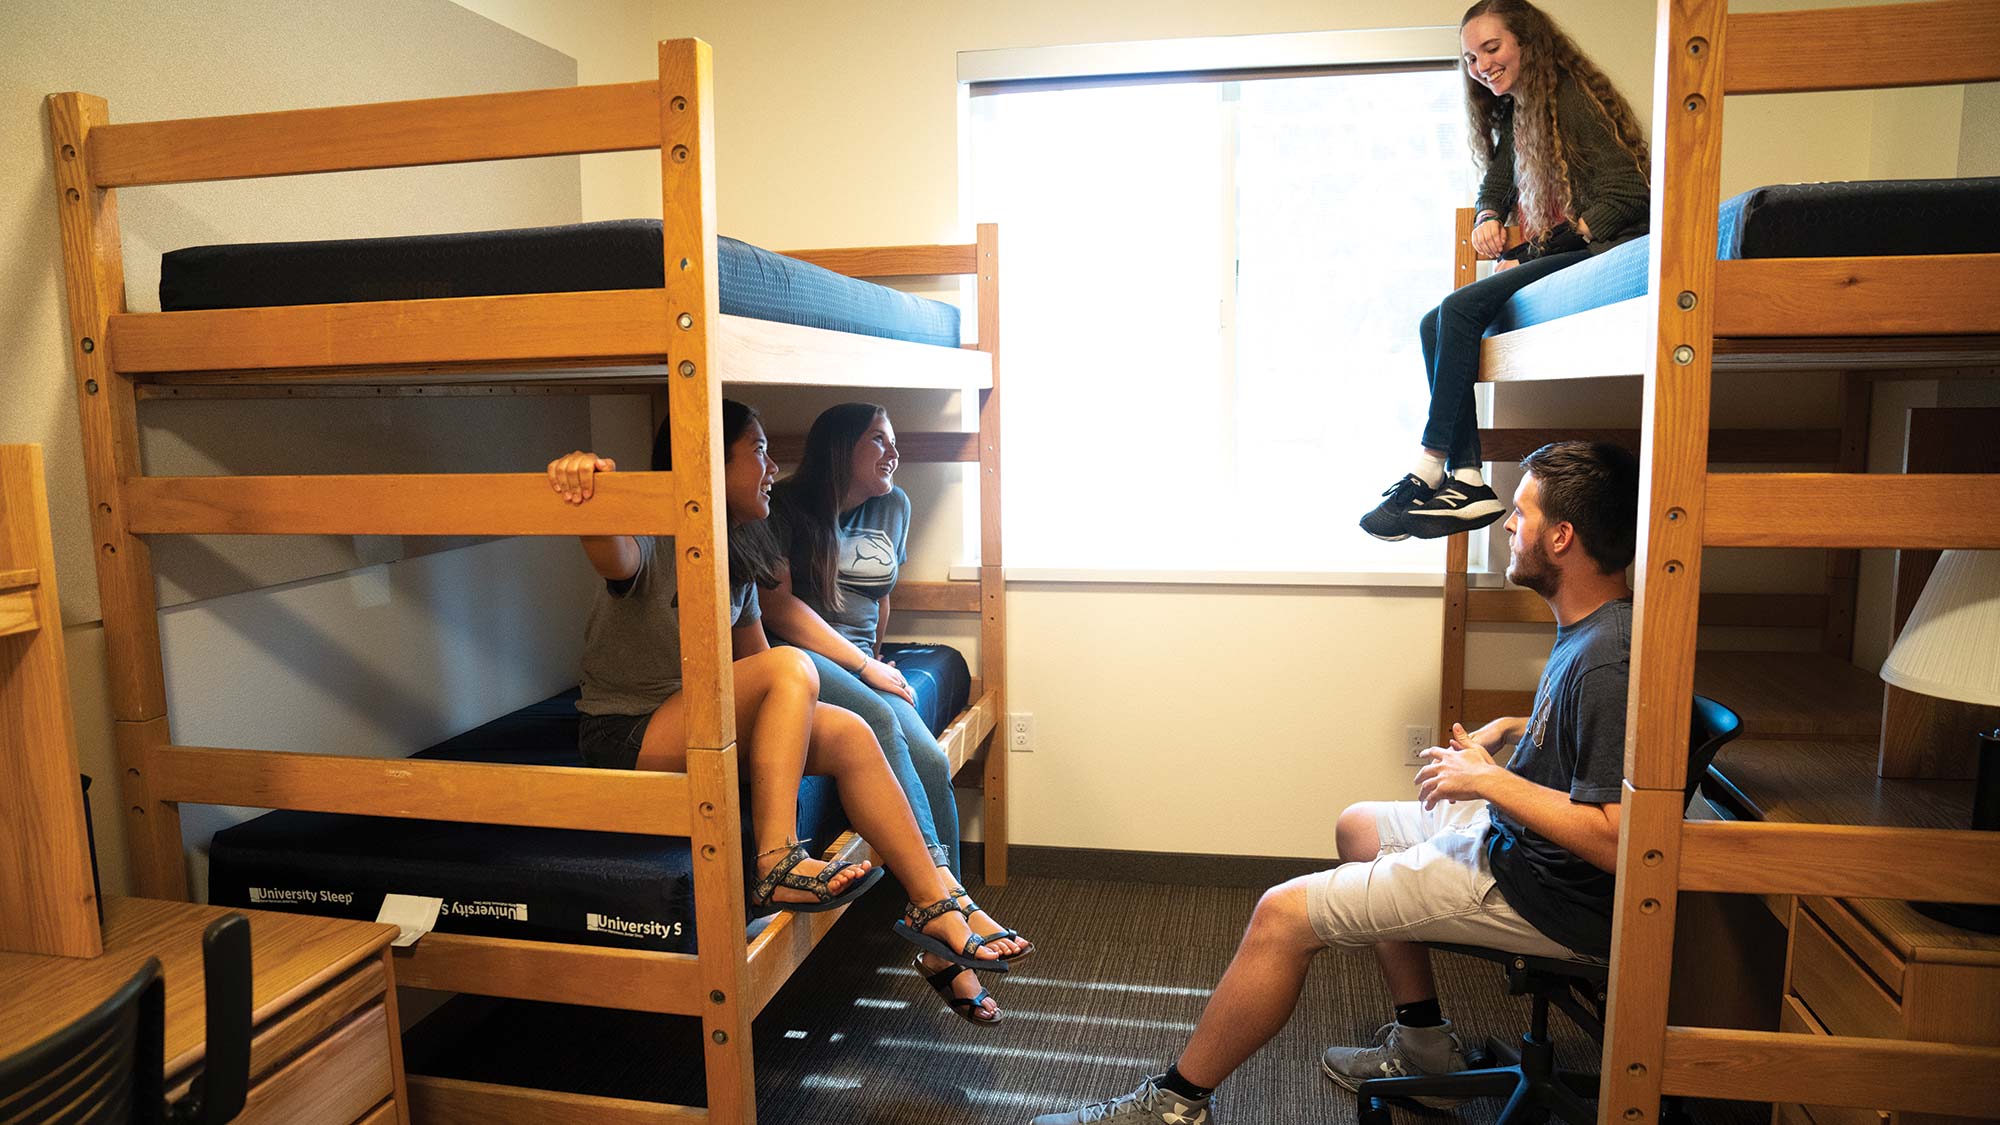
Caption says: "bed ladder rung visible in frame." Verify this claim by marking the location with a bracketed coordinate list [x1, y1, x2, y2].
[124, 472, 684, 537]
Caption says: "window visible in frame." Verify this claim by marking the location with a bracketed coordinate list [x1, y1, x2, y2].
[968, 51, 1476, 577]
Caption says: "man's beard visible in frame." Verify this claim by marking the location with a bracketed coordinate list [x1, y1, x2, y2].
[1508, 535, 1561, 597]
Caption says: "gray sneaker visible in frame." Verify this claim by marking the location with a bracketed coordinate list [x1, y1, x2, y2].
[1030, 1075, 1214, 1124]
[1320, 1020, 1470, 1108]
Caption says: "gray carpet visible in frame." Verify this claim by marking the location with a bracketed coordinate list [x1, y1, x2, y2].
[409, 873, 1764, 1124]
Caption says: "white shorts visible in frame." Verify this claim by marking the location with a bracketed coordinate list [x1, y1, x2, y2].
[1303, 800, 1593, 961]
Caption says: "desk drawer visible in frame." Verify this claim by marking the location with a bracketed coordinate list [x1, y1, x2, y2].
[1778, 995, 1891, 1125]
[240, 1002, 393, 1124]
[1790, 905, 1902, 1041]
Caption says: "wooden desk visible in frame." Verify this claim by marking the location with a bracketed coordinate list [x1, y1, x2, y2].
[1707, 739, 2000, 1125]
[0, 897, 408, 1124]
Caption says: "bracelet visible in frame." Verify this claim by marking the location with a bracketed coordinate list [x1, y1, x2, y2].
[851, 654, 871, 675]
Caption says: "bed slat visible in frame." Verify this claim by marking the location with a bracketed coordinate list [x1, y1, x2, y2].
[1706, 472, 2000, 548]
[1679, 820, 2000, 903]
[86, 81, 664, 188]
[153, 746, 694, 835]
[391, 932, 703, 1013]
[1714, 255, 2000, 337]
[124, 472, 682, 537]
[1723, 0, 2000, 95]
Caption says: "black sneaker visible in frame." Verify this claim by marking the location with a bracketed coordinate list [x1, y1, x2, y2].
[1359, 474, 1436, 542]
[1403, 480, 1505, 538]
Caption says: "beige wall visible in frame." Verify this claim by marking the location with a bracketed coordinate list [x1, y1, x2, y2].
[3, 0, 600, 895]
[452, 0, 1994, 861]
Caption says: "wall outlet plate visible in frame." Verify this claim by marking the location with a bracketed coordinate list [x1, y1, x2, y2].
[1405, 725, 1435, 767]
[1008, 713, 1034, 753]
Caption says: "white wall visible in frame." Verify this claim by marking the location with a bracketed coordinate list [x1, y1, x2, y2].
[488, 1, 1993, 861]
[2, 0, 600, 896]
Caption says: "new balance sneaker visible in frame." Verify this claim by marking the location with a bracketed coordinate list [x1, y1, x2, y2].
[1402, 480, 1505, 537]
[1030, 1075, 1213, 1124]
[1359, 474, 1437, 542]
[1320, 1020, 1471, 1108]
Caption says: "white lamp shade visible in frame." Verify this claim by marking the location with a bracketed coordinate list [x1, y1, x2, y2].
[1880, 550, 2000, 707]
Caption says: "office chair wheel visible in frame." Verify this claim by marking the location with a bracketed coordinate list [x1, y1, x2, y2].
[1358, 1096, 1393, 1125]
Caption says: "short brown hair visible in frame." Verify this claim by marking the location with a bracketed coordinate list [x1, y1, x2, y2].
[1519, 441, 1639, 573]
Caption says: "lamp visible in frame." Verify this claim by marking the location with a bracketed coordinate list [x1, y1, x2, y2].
[1879, 549, 2000, 933]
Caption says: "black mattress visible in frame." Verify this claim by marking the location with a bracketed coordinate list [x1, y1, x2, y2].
[207, 643, 972, 953]
[1488, 176, 2000, 335]
[159, 221, 962, 348]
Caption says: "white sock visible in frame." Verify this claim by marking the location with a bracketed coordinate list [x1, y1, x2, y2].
[1450, 466, 1485, 487]
[1411, 451, 1447, 488]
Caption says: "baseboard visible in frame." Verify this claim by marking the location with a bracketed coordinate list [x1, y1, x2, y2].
[959, 842, 1329, 889]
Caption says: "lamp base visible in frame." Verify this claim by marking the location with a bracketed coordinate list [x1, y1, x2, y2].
[1912, 899, 2000, 935]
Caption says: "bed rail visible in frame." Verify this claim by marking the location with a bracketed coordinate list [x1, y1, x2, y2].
[1723, 0, 2000, 95]
[123, 472, 684, 537]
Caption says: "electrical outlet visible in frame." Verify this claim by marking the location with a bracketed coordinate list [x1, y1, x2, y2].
[1404, 725, 1435, 767]
[1008, 713, 1034, 753]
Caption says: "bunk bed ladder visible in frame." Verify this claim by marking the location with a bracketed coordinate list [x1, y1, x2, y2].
[1601, 3, 2000, 1123]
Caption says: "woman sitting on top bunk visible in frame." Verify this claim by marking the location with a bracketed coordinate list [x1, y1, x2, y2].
[1361, 0, 1650, 544]
[545, 399, 1017, 976]
[761, 402, 1032, 1027]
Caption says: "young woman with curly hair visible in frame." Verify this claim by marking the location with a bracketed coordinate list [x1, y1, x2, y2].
[1361, 0, 1649, 544]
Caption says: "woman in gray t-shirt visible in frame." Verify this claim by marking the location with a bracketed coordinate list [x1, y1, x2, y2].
[546, 400, 1016, 982]
[764, 403, 1032, 1026]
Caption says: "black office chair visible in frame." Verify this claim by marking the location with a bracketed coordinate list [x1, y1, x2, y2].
[1355, 695, 1743, 1125]
[0, 914, 253, 1125]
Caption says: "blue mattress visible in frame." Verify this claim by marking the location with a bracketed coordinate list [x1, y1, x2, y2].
[158, 221, 961, 348]
[1488, 177, 2000, 336]
[206, 644, 972, 953]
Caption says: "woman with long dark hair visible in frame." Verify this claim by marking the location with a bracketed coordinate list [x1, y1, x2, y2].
[761, 402, 1031, 1027]
[545, 400, 1011, 978]
[1361, 0, 1648, 543]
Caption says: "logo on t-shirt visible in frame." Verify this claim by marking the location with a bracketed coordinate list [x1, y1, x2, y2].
[839, 529, 897, 596]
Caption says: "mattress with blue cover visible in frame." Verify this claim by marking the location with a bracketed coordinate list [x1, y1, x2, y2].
[1487, 177, 2000, 336]
[158, 220, 961, 348]
[205, 643, 972, 953]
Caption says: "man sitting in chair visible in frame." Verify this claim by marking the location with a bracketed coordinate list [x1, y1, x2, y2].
[1030, 440, 1639, 1125]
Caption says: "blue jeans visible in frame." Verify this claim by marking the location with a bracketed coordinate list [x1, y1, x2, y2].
[800, 649, 961, 879]
[1418, 250, 1591, 467]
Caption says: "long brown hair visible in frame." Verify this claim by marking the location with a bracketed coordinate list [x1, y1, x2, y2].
[651, 398, 781, 591]
[1460, 0, 1649, 241]
[768, 402, 888, 610]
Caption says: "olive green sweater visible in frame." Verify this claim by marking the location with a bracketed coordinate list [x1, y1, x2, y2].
[1476, 73, 1650, 252]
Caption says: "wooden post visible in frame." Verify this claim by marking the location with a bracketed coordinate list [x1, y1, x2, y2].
[975, 223, 1008, 888]
[0, 446, 103, 958]
[48, 92, 187, 901]
[658, 39, 754, 1125]
[1602, 0, 1727, 1120]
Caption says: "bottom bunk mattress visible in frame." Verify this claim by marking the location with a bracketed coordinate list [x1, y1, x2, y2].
[1486, 176, 2000, 336]
[207, 643, 972, 953]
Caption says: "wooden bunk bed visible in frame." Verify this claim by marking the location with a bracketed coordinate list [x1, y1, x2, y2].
[49, 39, 1005, 1125]
[1433, 2, 2000, 1121]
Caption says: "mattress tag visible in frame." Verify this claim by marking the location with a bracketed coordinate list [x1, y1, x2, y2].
[376, 894, 444, 948]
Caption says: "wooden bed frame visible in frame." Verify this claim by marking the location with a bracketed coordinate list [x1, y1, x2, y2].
[1435, 2, 2000, 1120]
[50, 39, 1005, 1125]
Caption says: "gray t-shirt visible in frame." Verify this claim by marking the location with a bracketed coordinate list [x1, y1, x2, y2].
[1484, 597, 1631, 957]
[770, 487, 909, 652]
[577, 535, 759, 717]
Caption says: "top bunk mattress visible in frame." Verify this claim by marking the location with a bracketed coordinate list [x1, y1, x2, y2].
[159, 220, 962, 348]
[1487, 176, 2000, 336]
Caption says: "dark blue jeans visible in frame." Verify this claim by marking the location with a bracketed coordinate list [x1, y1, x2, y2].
[1418, 250, 1591, 467]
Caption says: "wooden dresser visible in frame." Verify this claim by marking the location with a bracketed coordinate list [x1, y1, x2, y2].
[0, 897, 408, 1124]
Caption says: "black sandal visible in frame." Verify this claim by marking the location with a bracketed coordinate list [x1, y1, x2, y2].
[950, 885, 1034, 963]
[893, 897, 1008, 970]
[749, 841, 884, 913]
[917, 955, 1000, 1027]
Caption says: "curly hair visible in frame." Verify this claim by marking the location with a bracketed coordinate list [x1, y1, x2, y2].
[1460, 0, 1649, 241]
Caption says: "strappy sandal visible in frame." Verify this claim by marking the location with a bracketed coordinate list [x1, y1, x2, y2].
[749, 840, 884, 914]
[917, 955, 1001, 1027]
[948, 885, 1034, 964]
[893, 897, 1009, 970]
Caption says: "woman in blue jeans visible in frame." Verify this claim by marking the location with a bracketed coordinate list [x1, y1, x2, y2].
[763, 402, 1031, 1026]
[1361, 0, 1649, 544]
